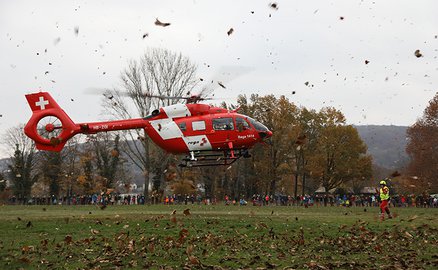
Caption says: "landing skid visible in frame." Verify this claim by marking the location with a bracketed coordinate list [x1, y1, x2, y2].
[179, 149, 251, 167]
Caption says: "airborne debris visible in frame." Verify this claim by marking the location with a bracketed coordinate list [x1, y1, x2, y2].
[270, 3, 279, 10]
[218, 81, 226, 89]
[53, 37, 61, 45]
[142, 33, 149, 39]
[227, 28, 234, 36]
[74, 26, 79, 36]
[155, 18, 171, 27]
[365, 60, 370, 64]
[414, 49, 423, 58]
[391, 171, 401, 177]
[339, 16, 345, 20]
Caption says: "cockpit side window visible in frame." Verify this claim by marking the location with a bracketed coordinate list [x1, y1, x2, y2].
[213, 118, 234, 131]
[236, 117, 250, 132]
[247, 117, 269, 132]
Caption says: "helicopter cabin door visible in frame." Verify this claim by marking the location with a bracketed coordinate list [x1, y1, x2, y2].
[234, 117, 254, 149]
[210, 116, 253, 150]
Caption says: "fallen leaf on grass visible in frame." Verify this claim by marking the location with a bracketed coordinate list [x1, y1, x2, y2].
[259, 222, 268, 229]
[189, 255, 200, 265]
[19, 256, 31, 264]
[64, 235, 73, 244]
[408, 215, 418, 222]
[186, 244, 194, 255]
[21, 245, 35, 253]
[128, 239, 135, 251]
[183, 209, 191, 216]
[170, 216, 177, 223]
[404, 231, 413, 238]
[148, 243, 155, 253]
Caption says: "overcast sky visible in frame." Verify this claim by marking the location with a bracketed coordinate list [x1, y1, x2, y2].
[1, 0, 437, 156]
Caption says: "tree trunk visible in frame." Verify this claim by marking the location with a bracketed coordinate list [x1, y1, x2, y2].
[302, 173, 306, 196]
[294, 173, 298, 198]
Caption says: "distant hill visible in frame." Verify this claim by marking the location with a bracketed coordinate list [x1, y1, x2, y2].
[355, 125, 409, 170]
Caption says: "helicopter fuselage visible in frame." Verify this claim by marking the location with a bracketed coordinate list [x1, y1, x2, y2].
[24, 92, 272, 156]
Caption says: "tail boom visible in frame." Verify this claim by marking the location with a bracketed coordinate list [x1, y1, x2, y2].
[24, 92, 148, 152]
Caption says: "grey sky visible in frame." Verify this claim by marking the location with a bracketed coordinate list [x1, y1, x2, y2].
[1, 0, 437, 156]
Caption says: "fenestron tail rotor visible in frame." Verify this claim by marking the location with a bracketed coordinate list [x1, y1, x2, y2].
[36, 116, 63, 141]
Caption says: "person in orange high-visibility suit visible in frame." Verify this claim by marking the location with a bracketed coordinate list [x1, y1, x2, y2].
[378, 180, 392, 221]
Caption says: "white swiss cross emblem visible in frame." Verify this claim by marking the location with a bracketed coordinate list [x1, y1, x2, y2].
[35, 96, 49, 110]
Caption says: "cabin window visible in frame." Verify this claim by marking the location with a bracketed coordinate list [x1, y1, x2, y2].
[192, 121, 206, 131]
[236, 117, 250, 131]
[213, 118, 234, 131]
[178, 122, 186, 132]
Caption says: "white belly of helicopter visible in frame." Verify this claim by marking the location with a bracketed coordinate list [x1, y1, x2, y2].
[150, 118, 212, 151]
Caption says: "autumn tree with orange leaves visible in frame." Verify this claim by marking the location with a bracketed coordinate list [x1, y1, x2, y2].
[406, 92, 438, 193]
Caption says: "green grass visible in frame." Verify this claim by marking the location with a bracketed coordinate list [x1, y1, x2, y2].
[0, 204, 437, 269]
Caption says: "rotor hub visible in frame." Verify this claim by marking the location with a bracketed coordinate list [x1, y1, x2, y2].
[45, 123, 55, 132]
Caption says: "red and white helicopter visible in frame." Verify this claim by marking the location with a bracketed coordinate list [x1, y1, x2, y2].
[24, 92, 272, 167]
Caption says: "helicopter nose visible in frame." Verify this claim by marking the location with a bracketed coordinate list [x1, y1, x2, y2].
[258, 130, 273, 139]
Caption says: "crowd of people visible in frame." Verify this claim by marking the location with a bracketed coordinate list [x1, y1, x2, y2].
[5, 192, 438, 208]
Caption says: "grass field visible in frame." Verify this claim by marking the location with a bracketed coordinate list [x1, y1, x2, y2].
[0, 204, 437, 269]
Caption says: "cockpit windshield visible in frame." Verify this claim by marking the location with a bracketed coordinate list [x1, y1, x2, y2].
[247, 117, 269, 132]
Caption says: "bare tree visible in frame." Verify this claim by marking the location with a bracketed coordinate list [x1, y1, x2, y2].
[102, 48, 198, 201]
[2, 125, 37, 201]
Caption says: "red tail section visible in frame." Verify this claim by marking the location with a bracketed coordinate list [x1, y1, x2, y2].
[24, 92, 79, 152]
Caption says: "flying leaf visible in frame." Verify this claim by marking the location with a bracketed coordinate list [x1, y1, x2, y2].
[270, 3, 279, 10]
[217, 81, 226, 89]
[155, 18, 171, 27]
